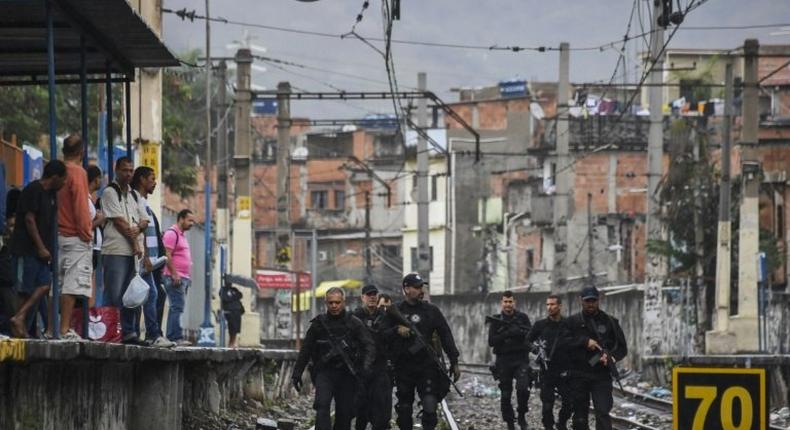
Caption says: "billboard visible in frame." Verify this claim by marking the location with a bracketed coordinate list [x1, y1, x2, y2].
[255, 269, 311, 290]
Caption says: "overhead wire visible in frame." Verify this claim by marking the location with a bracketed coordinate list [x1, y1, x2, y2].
[164, 8, 789, 54]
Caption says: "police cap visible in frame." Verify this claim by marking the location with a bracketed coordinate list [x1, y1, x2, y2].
[402, 273, 428, 288]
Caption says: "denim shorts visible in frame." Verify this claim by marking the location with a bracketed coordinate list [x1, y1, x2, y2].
[19, 255, 52, 295]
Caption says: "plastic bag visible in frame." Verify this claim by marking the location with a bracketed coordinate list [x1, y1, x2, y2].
[122, 259, 149, 308]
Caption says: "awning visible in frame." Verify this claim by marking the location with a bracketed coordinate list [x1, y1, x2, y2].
[0, 0, 179, 80]
[315, 279, 363, 298]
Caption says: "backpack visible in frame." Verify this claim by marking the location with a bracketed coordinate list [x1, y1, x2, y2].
[163, 227, 180, 251]
[97, 183, 139, 235]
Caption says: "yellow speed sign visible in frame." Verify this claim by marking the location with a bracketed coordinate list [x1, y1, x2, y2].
[673, 367, 767, 430]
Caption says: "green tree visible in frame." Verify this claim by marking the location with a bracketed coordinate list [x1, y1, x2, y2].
[0, 83, 120, 149]
[161, 49, 220, 198]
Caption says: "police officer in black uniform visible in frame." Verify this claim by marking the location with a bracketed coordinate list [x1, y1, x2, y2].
[565, 286, 627, 430]
[487, 290, 532, 430]
[352, 285, 393, 430]
[390, 273, 461, 430]
[526, 294, 573, 430]
[292, 287, 375, 430]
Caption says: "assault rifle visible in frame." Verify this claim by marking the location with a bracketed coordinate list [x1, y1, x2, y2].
[316, 315, 360, 380]
[583, 314, 624, 391]
[387, 305, 463, 397]
[589, 346, 623, 391]
[485, 315, 531, 331]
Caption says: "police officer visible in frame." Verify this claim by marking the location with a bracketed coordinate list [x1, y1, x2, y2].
[487, 290, 532, 430]
[390, 273, 460, 430]
[565, 286, 627, 430]
[352, 285, 393, 430]
[293, 287, 375, 430]
[526, 294, 573, 430]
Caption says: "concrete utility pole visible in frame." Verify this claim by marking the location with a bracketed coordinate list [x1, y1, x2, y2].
[216, 60, 229, 246]
[587, 193, 594, 282]
[732, 39, 761, 352]
[230, 47, 260, 346]
[232, 48, 253, 277]
[642, 0, 666, 357]
[276, 81, 292, 257]
[707, 59, 737, 353]
[365, 191, 372, 284]
[553, 42, 571, 287]
[275, 81, 295, 341]
[417, 72, 431, 282]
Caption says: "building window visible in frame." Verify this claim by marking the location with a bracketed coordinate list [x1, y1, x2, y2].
[335, 190, 345, 210]
[431, 175, 438, 201]
[311, 190, 328, 210]
[410, 246, 434, 272]
[383, 245, 400, 259]
[526, 249, 534, 275]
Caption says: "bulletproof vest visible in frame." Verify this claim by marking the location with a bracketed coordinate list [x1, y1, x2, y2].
[314, 314, 360, 369]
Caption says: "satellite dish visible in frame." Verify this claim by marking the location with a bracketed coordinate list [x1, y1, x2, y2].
[530, 102, 545, 120]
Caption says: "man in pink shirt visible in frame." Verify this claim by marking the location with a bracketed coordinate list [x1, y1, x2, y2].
[57, 135, 93, 340]
[163, 209, 195, 345]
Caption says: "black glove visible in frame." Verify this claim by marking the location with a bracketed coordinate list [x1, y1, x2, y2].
[291, 376, 302, 392]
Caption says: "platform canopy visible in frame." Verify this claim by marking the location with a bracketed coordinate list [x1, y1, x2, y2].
[0, 0, 179, 81]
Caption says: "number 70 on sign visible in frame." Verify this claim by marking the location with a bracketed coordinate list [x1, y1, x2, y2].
[673, 367, 767, 430]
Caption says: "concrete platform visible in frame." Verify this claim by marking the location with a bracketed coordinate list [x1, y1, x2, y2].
[0, 339, 297, 430]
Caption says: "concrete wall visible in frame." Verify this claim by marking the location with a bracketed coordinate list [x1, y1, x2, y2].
[429, 290, 645, 370]
[0, 341, 296, 430]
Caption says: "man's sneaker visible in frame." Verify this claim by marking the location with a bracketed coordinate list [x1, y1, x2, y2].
[122, 334, 145, 346]
[174, 339, 192, 347]
[61, 329, 85, 342]
[152, 336, 176, 348]
[0, 333, 10, 341]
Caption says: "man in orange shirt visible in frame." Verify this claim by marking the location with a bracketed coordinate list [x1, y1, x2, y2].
[57, 135, 93, 340]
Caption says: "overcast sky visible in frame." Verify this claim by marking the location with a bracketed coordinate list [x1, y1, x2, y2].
[161, 0, 789, 119]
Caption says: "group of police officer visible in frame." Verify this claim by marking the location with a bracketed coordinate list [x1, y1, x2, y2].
[488, 287, 627, 430]
[292, 272, 627, 430]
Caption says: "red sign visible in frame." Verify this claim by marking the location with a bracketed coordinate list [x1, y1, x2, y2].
[255, 270, 312, 290]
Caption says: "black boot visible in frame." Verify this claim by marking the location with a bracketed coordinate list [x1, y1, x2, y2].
[517, 414, 527, 430]
[506, 422, 516, 430]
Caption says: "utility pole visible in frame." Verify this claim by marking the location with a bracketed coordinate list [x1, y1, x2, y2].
[365, 190, 372, 284]
[217, 59, 229, 250]
[690, 123, 703, 353]
[216, 59, 229, 346]
[230, 47, 260, 346]
[198, 0, 215, 347]
[732, 39, 761, 352]
[643, 0, 666, 357]
[232, 48, 253, 277]
[707, 59, 737, 353]
[587, 193, 594, 282]
[275, 81, 294, 343]
[417, 72, 430, 283]
[553, 42, 571, 288]
[276, 81, 292, 258]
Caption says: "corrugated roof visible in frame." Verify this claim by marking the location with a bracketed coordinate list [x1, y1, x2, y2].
[0, 0, 179, 79]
